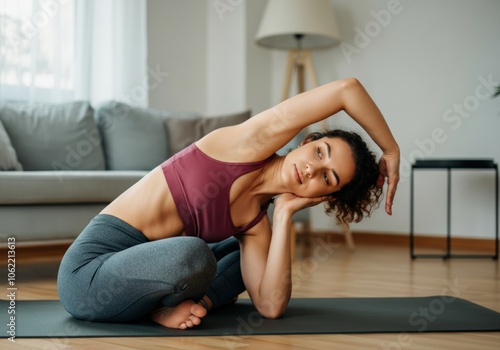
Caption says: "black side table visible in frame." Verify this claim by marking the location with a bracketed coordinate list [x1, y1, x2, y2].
[410, 159, 498, 260]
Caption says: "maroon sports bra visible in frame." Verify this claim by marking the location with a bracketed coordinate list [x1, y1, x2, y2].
[161, 143, 274, 242]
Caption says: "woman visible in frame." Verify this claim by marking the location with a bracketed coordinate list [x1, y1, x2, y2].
[57, 78, 400, 329]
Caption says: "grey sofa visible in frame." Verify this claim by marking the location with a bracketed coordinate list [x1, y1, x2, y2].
[0, 101, 249, 243]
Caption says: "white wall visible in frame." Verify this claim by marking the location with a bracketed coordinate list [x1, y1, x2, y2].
[302, 0, 500, 238]
[206, 0, 245, 115]
[147, 0, 208, 114]
[147, 0, 271, 116]
[246, 0, 272, 115]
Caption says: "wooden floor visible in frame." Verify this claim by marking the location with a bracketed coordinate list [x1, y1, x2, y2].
[1, 234, 499, 349]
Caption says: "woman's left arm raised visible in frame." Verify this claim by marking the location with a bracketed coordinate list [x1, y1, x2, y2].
[334, 78, 400, 214]
[255, 77, 400, 214]
[201, 78, 400, 212]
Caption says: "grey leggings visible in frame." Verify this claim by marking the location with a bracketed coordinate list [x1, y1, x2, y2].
[57, 214, 245, 322]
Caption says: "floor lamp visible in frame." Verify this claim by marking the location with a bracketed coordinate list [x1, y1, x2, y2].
[255, 0, 341, 101]
[255, 0, 355, 252]
[281, 35, 319, 101]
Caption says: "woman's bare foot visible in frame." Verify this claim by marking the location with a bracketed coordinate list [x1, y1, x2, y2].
[150, 300, 207, 330]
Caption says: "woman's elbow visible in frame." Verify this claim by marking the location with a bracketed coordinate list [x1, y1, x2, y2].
[256, 303, 287, 319]
[336, 77, 365, 107]
[340, 77, 362, 90]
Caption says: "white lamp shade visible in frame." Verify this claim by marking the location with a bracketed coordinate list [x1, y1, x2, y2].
[255, 0, 341, 50]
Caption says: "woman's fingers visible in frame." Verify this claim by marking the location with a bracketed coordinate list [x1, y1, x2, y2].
[379, 153, 400, 215]
[385, 181, 396, 215]
[275, 193, 331, 214]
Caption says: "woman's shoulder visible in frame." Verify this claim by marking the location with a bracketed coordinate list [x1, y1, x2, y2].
[195, 124, 276, 163]
[196, 109, 304, 163]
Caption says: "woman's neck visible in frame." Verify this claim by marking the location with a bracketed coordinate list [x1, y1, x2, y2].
[249, 155, 287, 205]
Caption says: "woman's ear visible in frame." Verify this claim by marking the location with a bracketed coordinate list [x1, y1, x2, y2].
[299, 137, 314, 146]
[301, 131, 322, 146]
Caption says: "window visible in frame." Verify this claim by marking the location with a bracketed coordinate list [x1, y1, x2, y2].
[0, 0, 77, 102]
[0, 0, 148, 106]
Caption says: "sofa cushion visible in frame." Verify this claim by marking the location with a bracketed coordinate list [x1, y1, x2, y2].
[0, 204, 108, 242]
[0, 171, 146, 204]
[0, 101, 106, 171]
[165, 110, 251, 155]
[0, 120, 23, 171]
[165, 117, 203, 155]
[96, 101, 199, 170]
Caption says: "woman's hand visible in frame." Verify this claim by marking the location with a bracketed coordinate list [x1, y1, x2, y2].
[274, 193, 331, 216]
[376, 151, 400, 215]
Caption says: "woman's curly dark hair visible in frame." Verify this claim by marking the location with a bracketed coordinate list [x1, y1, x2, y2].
[304, 130, 382, 224]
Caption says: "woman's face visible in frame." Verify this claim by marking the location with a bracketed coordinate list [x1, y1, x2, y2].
[282, 137, 356, 198]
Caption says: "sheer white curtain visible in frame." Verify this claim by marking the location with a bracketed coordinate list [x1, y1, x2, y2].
[0, 0, 148, 107]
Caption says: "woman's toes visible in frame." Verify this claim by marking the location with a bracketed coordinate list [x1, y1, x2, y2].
[151, 300, 207, 330]
[190, 303, 207, 318]
[189, 315, 201, 326]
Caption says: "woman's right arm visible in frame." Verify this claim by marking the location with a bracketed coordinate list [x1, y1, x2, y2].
[237, 194, 328, 319]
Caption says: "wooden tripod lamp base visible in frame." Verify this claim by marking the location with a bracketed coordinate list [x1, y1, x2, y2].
[280, 49, 329, 133]
[281, 49, 319, 101]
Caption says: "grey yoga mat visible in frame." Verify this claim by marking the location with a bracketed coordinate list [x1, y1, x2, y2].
[2, 297, 500, 338]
